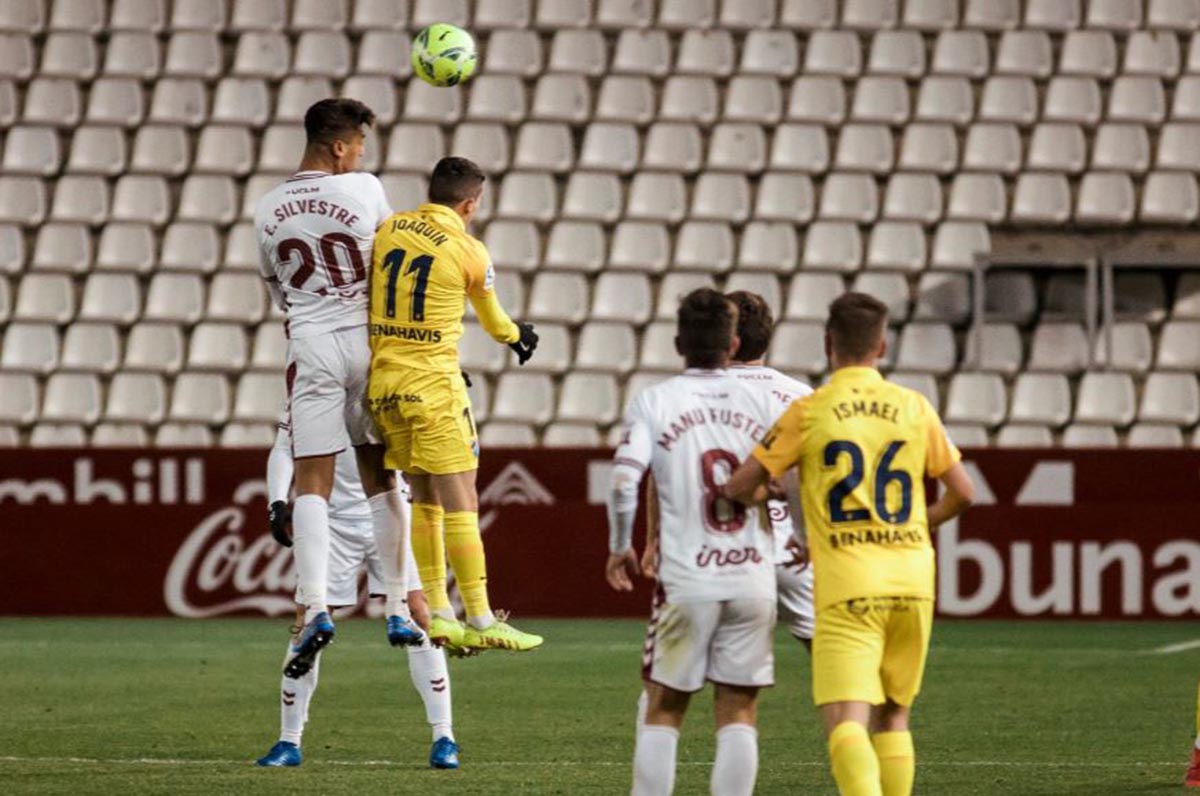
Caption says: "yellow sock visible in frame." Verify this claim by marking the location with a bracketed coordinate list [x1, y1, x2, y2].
[828, 721, 882, 796]
[444, 511, 491, 621]
[872, 731, 915, 796]
[411, 503, 448, 613]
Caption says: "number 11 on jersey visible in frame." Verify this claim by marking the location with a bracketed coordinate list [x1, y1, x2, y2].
[381, 247, 435, 322]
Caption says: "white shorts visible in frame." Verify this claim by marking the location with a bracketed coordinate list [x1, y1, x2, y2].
[642, 595, 776, 693]
[296, 514, 423, 607]
[286, 325, 380, 458]
[776, 562, 815, 641]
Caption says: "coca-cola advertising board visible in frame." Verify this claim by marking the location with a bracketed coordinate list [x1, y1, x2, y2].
[0, 449, 1197, 620]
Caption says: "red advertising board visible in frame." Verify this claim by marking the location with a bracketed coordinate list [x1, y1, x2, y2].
[0, 449, 1197, 619]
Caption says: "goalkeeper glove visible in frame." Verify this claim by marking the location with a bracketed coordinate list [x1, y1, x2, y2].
[508, 322, 539, 365]
[268, 500, 292, 547]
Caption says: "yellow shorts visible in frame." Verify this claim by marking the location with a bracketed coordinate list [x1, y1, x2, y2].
[368, 368, 479, 475]
[811, 596, 933, 708]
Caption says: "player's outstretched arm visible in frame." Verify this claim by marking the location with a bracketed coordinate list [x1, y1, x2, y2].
[927, 462, 975, 528]
[723, 457, 772, 505]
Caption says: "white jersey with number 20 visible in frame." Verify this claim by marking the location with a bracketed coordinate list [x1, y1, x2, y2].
[614, 369, 780, 604]
[255, 171, 392, 338]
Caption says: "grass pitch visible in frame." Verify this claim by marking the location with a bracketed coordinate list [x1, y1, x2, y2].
[1, 618, 1195, 795]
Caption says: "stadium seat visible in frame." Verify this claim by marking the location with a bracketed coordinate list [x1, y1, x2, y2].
[78, 273, 141, 325]
[15, 273, 74, 324]
[405, 78, 463, 125]
[1126, 30, 1182, 76]
[1172, 76, 1200, 120]
[995, 424, 1054, 448]
[41, 372, 102, 425]
[720, 0, 776, 29]
[411, 0, 469, 26]
[768, 321, 828, 374]
[1025, 0, 1081, 29]
[1076, 173, 1136, 225]
[527, 272, 589, 325]
[1113, 273, 1168, 324]
[914, 272, 970, 325]
[964, 323, 1024, 375]
[1109, 77, 1166, 125]
[169, 372, 231, 424]
[1061, 424, 1119, 447]
[770, 125, 830, 174]
[0, 225, 23, 274]
[979, 77, 1037, 126]
[123, 322, 185, 373]
[0, 177, 48, 226]
[112, 175, 171, 225]
[627, 173, 687, 224]
[129, 126, 190, 177]
[451, 124, 510, 174]
[642, 122, 704, 173]
[104, 31, 159, 79]
[1140, 372, 1200, 425]
[608, 221, 669, 273]
[1027, 323, 1089, 374]
[787, 76, 845, 126]
[804, 30, 862, 76]
[995, 31, 1054, 78]
[673, 222, 735, 273]
[1043, 77, 1102, 126]
[384, 124, 444, 173]
[1093, 124, 1152, 172]
[155, 423, 215, 446]
[640, 321, 682, 370]
[164, 32, 223, 80]
[233, 372, 286, 422]
[778, 0, 838, 29]
[1011, 173, 1072, 225]
[485, 30, 542, 77]
[220, 423, 275, 448]
[530, 74, 591, 125]
[29, 424, 88, 447]
[1092, 322, 1153, 373]
[739, 222, 799, 272]
[1042, 273, 1088, 321]
[0, 372, 38, 425]
[947, 174, 1007, 223]
[0, 33, 34, 81]
[1, 322, 60, 374]
[91, 422, 150, 447]
[1156, 123, 1200, 169]
[290, 0, 347, 30]
[491, 372, 555, 425]
[143, 274, 204, 325]
[725, 272, 782, 318]
[612, 29, 671, 77]
[689, 174, 750, 224]
[898, 124, 958, 174]
[574, 322, 636, 374]
[784, 272, 845, 321]
[32, 223, 91, 274]
[542, 422, 602, 447]
[211, 77, 270, 127]
[656, 273, 715, 319]
[206, 273, 265, 324]
[851, 76, 909, 125]
[945, 373, 1007, 427]
[592, 272, 652, 324]
[1009, 373, 1073, 426]
[659, 0, 717, 28]
[943, 423, 988, 446]
[1127, 424, 1185, 448]
[96, 223, 154, 274]
[1088, 0, 1143, 29]
[819, 173, 879, 223]
[904, 0, 958, 28]
[104, 372, 167, 423]
[741, 30, 800, 76]
[853, 272, 910, 320]
[86, 77, 144, 127]
[914, 76, 973, 127]
[725, 76, 785, 124]
[293, 31, 351, 79]
[803, 221, 862, 272]
[1148, 0, 1200, 28]
[867, 31, 923, 78]
[248, 323, 286, 372]
[148, 78, 207, 127]
[895, 322, 957, 373]
[756, 173, 815, 222]
[67, 126, 127, 177]
[536, 0, 592, 29]
[171, 0, 226, 31]
[881, 174, 941, 225]
[579, 123, 639, 173]
[469, 75, 527, 125]
[1027, 124, 1087, 173]
[484, 220, 539, 273]
[357, 31, 413, 77]
[561, 172, 622, 223]
[834, 124, 893, 173]
[177, 175, 237, 225]
[42, 31, 99, 79]
[232, 32, 290, 79]
[187, 322, 248, 372]
[548, 30, 607, 76]
[660, 76, 719, 126]
[1175, 275, 1200, 318]
[57, 322, 119, 375]
[963, 123, 1022, 174]
[480, 422, 537, 447]
[1075, 372, 1137, 426]
[194, 126, 255, 176]
[1157, 320, 1200, 368]
[865, 222, 926, 272]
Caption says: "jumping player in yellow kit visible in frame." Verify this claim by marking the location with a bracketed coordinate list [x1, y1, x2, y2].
[724, 292, 976, 796]
[368, 157, 542, 654]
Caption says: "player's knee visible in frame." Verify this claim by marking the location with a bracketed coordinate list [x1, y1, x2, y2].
[714, 685, 759, 727]
[294, 456, 336, 498]
[645, 684, 690, 726]
[870, 701, 910, 733]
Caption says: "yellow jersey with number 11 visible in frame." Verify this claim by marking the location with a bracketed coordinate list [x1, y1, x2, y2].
[751, 366, 960, 612]
[369, 202, 518, 375]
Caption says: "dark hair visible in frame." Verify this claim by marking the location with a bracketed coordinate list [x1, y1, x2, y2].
[676, 288, 738, 369]
[726, 290, 773, 362]
[428, 156, 487, 206]
[826, 292, 889, 362]
[304, 98, 375, 147]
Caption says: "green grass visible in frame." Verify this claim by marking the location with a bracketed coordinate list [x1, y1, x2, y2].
[0, 618, 1196, 795]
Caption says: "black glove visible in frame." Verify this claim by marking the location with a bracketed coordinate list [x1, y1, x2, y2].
[268, 500, 292, 547]
[460, 369, 473, 388]
[508, 322, 539, 366]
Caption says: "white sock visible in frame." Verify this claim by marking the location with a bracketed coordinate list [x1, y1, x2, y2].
[279, 639, 320, 746]
[407, 639, 453, 741]
[632, 725, 679, 796]
[367, 489, 411, 618]
[292, 494, 330, 619]
[711, 723, 758, 796]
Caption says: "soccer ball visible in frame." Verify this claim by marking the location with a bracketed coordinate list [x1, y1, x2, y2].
[411, 23, 478, 87]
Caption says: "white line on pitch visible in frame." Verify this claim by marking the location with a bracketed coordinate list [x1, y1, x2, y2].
[0, 755, 1182, 769]
[1145, 638, 1200, 655]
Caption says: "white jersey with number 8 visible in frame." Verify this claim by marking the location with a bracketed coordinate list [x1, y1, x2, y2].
[255, 171, 392, 339]
[614, 369, 780, 604]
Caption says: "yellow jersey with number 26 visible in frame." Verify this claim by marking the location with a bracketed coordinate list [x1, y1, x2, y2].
[369, 202, 518, 375]
[751, 367, 960, 612]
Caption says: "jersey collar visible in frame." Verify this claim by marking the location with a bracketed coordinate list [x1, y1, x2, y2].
[288, 170, 330, 182]
[682, 367, 726, 377]
[830, 366, 883, 384]
[417, 203, 466, 234]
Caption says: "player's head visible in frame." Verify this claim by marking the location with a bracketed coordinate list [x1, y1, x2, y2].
[726, 290, 773, 364]
[428, 157, 487, 223]
[675, 288, 740, 370]
[825, 291, 889, 368]
[303, 98, 376, 174]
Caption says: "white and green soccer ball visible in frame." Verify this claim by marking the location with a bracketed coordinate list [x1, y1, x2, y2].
[411, 23, 478, 87]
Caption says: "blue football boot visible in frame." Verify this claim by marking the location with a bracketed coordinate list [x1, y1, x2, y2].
[430, 736, 460, 770]
[284, 611, 334, 678]
[386, 615, 424, 647]
[256, 741, 301, 767]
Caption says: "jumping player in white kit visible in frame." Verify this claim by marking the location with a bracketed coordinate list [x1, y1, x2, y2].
[255, 98, 421, 675]
[255, 417, 460, 770]
[605, 289, 781, 796]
